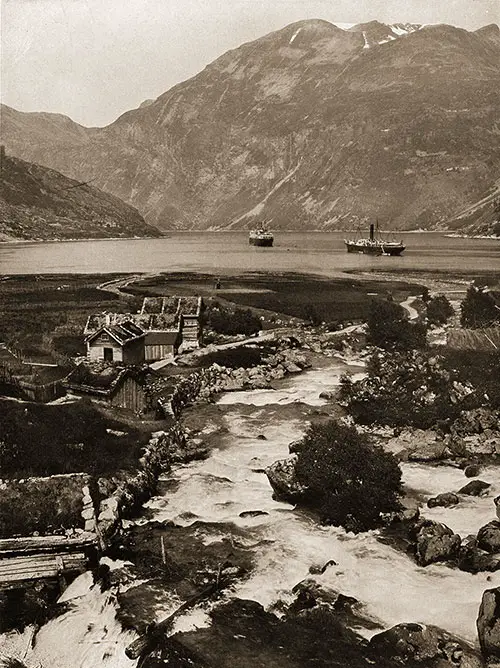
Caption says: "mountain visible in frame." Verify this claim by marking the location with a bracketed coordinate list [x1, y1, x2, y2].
[446, 179, 500, 236]
[2, 20, 500, 231]
[0, 151, 162, 241]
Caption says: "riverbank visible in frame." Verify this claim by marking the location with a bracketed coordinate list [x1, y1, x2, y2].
[2, 267, 499, 667]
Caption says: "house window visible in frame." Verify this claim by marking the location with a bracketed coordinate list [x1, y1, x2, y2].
[103, 347, 114, 362]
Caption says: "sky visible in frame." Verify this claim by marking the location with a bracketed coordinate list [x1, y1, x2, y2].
[1, 0, 499, 127]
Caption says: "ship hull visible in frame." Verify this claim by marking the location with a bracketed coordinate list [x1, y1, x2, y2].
[249, 236, 273, 247]
[344, 241, 405, 256]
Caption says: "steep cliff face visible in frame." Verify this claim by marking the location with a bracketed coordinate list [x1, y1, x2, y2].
[2, 20, 500, 231]
[0, 153, 161, 240]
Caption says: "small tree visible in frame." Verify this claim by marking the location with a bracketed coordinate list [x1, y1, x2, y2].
[460, 284, 500, 328]
[426, 294, 454, 326]
[294, 420, 402, 532]
[367, 299, 427, 350]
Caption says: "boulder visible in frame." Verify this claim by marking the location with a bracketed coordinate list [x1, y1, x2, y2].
[477, 521, 500, 554]
[427, 492, 459, 509]
[288, 438, 304, 454]
[370, 623, 483, 667]
[458, 480, 491, 497]
[414, 520, 461, 566]
[477, 588, 500, 664]
[464, 464, 482, 478]
[408, 442, 450, 462]
[319, 390, 337, 400]
[289, 579, 358, 615]
[265, 456, 308, 503]
[458, 537, 500, 573]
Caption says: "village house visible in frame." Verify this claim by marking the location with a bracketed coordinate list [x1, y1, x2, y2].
[140, 296, 204, 351]
[84, 296, 203, 364]
[63, 362, 176, 416]
[85, 320, 145, 364]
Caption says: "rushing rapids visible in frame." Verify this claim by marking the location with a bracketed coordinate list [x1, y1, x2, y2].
[2, 358, 500, 666]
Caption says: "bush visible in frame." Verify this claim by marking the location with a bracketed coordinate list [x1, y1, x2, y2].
[460, 284, 500, 328]
[294, 420, 402, 532]
[339, 350, 473, 429]
[367, 299, 427, 350]
[426, 295, 454, 326]
[206, 303, 261, 336]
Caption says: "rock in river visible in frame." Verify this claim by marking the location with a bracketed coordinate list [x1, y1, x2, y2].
[477, 587, 500, 664]
[414, 520, 461, 566]
[370, 622, 483, 667]
[458, 480, 491, 497]
[427, 492, 459, 509]
[477, 521, 500, 554]
[464, 464, 482, 478]
[265, 455, 307, 503]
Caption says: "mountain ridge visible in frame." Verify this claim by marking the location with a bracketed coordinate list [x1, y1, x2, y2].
[2, 19, 500, 234]
[0, 152, 162, 241]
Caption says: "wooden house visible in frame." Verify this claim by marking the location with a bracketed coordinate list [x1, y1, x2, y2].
[140, 295, 204, 351]
[85, 321, 145, 364]
[85, 312, 180, 363]
[64, 363, 175, 416]
[144, 329, 181, 361]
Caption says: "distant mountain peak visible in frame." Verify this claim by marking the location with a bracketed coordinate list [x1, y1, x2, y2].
[2, 19, 500, 234]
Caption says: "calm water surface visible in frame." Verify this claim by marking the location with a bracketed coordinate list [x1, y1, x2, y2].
[1, 232, 499, 275]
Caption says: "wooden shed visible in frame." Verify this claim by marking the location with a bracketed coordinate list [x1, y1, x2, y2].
[85, 321, 145, 364]
[144, 330, 181, 362]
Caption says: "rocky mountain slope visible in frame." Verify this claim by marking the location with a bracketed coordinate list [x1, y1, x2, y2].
[2, 20, 500, 231]
[445, 179, 500, 236]
[0, 152, 162, 241]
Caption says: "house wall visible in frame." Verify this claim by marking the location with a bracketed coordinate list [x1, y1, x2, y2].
[87, 333, 124, 363]
[122, 337, 145, 365]
[87, 333, 145, 364]
[110, 377, 147, 413]
[181, 315, 201, 349]
[144, 344, 176, 361]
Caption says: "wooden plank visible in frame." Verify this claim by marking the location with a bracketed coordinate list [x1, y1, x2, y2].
[0, 534, 97, 556]
[0, 554, 86, 576]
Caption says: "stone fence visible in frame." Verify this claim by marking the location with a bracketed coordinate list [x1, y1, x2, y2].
[96, 347, 310, 539]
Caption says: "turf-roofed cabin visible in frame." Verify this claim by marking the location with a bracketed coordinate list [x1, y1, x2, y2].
[85, 320, 145, 364]
[64, 363, 176, 416]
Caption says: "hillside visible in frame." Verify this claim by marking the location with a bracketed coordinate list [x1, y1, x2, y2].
[2, 20, 500, 231]
[0, 152, 162, 241]
[446, 179, 500, 237]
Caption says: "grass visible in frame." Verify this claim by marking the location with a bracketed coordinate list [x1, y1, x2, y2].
[123, 271, 423, 327]
[0, 274, 141, 359]
[0, 398, 152, 478]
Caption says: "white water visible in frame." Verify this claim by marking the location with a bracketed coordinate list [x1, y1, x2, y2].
[2, 359, 498, 665]
[0, 570, 137, 668]
[143, 360, 500, 644]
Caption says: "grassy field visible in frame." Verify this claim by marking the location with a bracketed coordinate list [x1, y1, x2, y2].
[0, 397, 154, 479]
[123, 271, 424, 328]
[0, 274, 141, 358]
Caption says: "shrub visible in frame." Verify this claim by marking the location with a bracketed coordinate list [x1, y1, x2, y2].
[294, 420, 402, 532]
[460, 284, 500, 328]
[339, 350, 473, 429]
[206, 303, 261, 336]
[367, 299, 427, 350]
[426, 295, 454, 326]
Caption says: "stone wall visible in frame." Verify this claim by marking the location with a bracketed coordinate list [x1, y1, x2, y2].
[96, 347, 310, 539]
[0, 473, 97, 539]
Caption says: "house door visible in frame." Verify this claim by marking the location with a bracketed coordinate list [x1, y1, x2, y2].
[103, 347, 114, 362]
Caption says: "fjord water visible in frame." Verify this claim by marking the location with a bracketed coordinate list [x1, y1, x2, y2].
[1, 232, 499, 275]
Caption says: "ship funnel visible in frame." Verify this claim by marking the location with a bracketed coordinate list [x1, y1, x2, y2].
[369, 223, 374, 241]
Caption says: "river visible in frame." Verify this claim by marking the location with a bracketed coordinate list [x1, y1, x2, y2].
[1, 232, 499, 275]
[2, 357, 499, 667]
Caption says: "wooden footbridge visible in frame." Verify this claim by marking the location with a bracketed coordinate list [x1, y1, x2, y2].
[0, 533, 98, 591]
